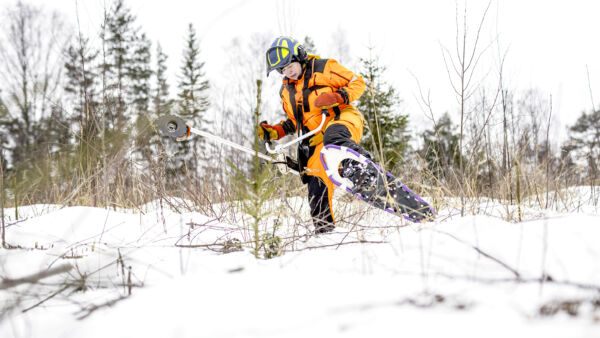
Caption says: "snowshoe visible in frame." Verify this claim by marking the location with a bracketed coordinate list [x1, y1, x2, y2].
[321, 145, 435, 222]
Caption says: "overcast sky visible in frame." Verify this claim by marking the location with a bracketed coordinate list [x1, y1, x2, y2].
[4, 0, 600, 136]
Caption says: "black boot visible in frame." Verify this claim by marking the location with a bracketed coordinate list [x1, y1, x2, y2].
[340, 160, 379, 193]
[313, 223, 335, 234]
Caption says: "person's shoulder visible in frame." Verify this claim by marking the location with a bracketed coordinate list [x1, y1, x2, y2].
[307, 55, 329, 73]
[320, 58, 344, 70]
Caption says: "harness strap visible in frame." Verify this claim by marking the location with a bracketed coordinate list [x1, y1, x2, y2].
[286, 82, 302, 136]
[333, 106, 341, 120]
[287, 79, 306, 177]
[302, 59, 341, 120]
[302, 59, 315, 114]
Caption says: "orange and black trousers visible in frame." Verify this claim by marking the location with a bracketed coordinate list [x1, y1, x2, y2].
[300, 106, 371, 230]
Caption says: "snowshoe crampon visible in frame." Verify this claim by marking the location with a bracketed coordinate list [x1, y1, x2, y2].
[321, 145, 435, 222]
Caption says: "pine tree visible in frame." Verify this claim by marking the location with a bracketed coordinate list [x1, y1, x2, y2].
[64, 38, 99, 140]
[303, 36, 318, 55]
[64, 37, 101, 176]
[128, 33, 152, 114]
[101, 0, 138, 132]
[420, 112, 463, 180]
[135, 41, 172, 165]
[129, 33, 154, 165]
[566, 109, 600, 181]
[177, 23, 209, 125]
[142, 43, 172, 168]
[153, 43, 171, 118]
[172, 23, 210, 176]
[356, 53, 409, 170]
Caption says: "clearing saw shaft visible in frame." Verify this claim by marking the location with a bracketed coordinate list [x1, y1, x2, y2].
[156, 115, 302, 175]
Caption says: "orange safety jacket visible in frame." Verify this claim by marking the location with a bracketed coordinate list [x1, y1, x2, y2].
[277, 56, 366, 225]
[277, 56, 366, 136]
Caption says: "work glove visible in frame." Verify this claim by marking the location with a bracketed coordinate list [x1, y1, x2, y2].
[258, 121, 286, 141]
[308, 131, 324, 147]
[314, 92, 344, 109]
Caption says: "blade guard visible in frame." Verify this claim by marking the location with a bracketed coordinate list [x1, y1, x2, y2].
[157, 115, 189, 139]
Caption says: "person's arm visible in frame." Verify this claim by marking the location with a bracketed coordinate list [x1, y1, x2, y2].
[258, 91, 297, 141]
[326, 59, 366, 104]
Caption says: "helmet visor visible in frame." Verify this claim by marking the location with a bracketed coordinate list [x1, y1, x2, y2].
[266, 46, 293, 76]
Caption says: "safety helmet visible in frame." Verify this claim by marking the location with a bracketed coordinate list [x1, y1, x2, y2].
[266, 36, 307, 76]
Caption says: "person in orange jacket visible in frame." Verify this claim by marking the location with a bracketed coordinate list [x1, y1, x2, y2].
[260, 36, 374, 234]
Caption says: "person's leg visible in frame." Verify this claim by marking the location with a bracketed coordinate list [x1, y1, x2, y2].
[323, 106, 371, 157]
[304, 106, 369, 233]
[322, 108, 379, 189]
[306, 175, 335, 233]
[322, 123, 371, 157]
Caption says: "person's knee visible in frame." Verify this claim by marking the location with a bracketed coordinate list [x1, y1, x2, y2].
[323, 124, 351, 146]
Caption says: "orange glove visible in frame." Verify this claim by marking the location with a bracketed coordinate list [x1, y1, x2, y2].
[314, 92, 345, 109]
[258, 121, 286, 141]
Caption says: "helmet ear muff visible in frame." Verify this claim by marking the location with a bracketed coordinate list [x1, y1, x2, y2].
[296, 44, 307, 63]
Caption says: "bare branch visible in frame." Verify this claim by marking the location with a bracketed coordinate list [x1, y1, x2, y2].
[0, 264, 73, 290]
[465, 0, 493, 72]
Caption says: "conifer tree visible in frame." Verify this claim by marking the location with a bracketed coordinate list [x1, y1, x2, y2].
[566, 109, 600, 181]
[64, 37, 100, 175]
[65, 38, 99, 120]
[101, 0, 138, 132]
[128, 33, 152, 114]
[420, 112, 463, 180]
[356, 53, 409, 170]
[303, 36, 318, 55]
[141, 43, 172, 166]
[153, 43, 171, 118]
[173, 23, 210, 176]
[178, 23, 209, 125]
[64, 38, 99, 137]
[129, 33, 154, 163]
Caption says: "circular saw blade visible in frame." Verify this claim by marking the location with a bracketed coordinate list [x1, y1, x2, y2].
[156, 115, 188, 139]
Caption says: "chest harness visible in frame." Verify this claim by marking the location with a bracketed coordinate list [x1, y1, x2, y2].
[283, 58, 342, 180]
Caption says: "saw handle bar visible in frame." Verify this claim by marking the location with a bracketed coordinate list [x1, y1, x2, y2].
[265, 110, 327, 154]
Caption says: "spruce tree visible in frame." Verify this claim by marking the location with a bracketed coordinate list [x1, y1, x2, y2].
[566, 109, 600, 181]
[303, 36, 318, 55]
[135, 42, 171, 164]
[178, 23, 209, 125]
[173, 23, 210, 176]
[128, 33, 152, 114]
[64, 37, 100, 175]
[64, 38, 99, 119]
[129, 33, 153, 163]
[100, 0, 138, 132]
[153, 43, 171, 118]
[141, 43, 172, 168]
[420, 112, 463, 180]
[356, 53, 409, 170]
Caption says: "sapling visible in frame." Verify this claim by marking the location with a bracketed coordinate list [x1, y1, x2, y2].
[229, 79, 285, 259]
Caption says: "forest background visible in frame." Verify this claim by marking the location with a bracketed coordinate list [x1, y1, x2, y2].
[1, 0, 599, 231]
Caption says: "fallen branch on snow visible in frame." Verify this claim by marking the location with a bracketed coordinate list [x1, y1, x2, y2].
[0, 264, 73, 290]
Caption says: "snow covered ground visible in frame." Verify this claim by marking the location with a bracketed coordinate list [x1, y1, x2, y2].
[1, 189, 600, 338]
